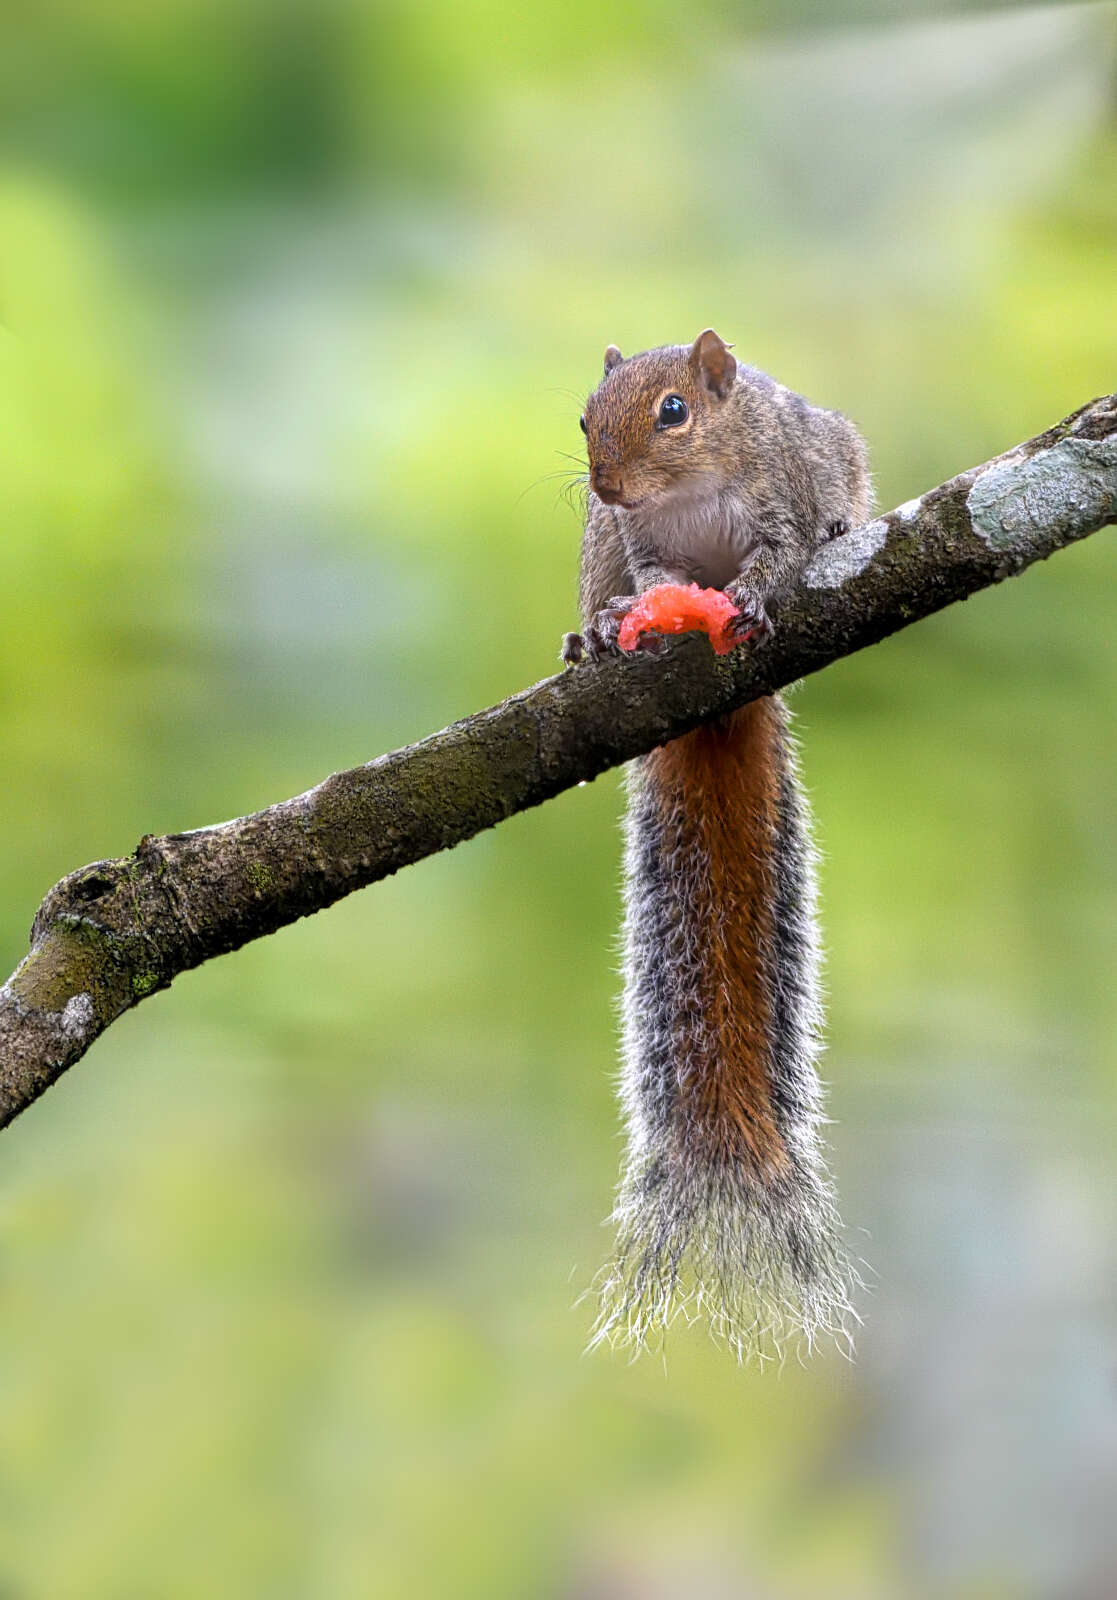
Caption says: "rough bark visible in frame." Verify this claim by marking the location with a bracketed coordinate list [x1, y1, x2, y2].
[1, 394, 1115, 1125]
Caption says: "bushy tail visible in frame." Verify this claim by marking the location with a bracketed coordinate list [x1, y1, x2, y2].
[592, 695, 859, 1360]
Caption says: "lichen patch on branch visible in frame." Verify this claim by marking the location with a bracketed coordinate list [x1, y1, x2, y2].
[968, 436, 1117, 556]
[804, 519, 888, 588]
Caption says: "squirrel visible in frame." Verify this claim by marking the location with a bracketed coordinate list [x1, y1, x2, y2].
[562, 329, 871, 1359]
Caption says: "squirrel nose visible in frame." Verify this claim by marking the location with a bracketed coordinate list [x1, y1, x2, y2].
[591, 464, 622, 495]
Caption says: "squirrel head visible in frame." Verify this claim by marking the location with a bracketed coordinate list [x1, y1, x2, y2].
[580, 330, 739, 510]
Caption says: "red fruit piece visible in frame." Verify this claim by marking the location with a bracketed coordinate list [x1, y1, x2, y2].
[617, 583, 741, 656]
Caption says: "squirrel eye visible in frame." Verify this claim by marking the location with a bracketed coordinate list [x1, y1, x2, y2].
[657, 394, 689, 428]
[579, 414, 588, 435]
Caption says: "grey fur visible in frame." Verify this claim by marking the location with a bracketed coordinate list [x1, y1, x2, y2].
[573, 339, 870, 1358]
[590, 704, 860, 1360]
[577, 351, 870, 634]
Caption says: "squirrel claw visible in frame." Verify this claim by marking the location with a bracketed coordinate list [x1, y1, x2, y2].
[727, 596, 773, 646]
[583, 597, 640, 660]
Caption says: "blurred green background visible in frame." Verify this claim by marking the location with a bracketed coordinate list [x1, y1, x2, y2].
[2, 1, 1116, 1595]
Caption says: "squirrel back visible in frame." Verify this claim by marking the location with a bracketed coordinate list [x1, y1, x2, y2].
[570, 331, 869, 1357]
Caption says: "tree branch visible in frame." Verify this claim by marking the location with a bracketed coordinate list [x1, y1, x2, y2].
[2, 395, 1115, 1124]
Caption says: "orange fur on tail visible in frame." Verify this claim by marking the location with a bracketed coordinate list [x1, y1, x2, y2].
[594, 692, 855, 1358]
[645, 701, 790, 1177]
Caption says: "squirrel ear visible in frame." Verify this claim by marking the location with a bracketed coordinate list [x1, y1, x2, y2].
[689, 329, 737, 399]
[603, 345, 624, 375]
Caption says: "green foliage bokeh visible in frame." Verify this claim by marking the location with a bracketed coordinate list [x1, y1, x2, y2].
[1, 4, 1115, 1596]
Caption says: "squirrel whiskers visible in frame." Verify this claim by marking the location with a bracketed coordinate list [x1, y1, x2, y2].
[563, 330, 870, 1360]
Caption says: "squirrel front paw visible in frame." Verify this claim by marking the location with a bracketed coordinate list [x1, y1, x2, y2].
[560, 614, 629, 665]
[584, 599, 630, 659]
[725, 583, 774, 646]
[584, 596, 665, 661]
[560, 615, 631, 665]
